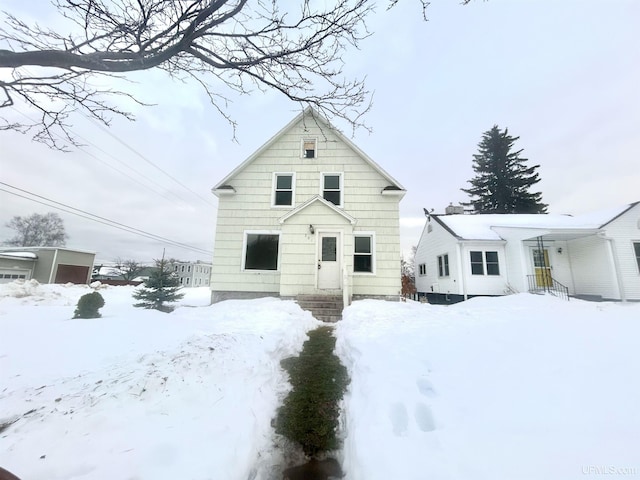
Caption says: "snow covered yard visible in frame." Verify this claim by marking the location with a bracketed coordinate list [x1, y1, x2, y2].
[336, 295, 640, 480]
[2, 282, 639, 480]
[0, 282, 319, 480]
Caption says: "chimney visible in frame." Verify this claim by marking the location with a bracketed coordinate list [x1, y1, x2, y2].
[445, 203, 464, 215]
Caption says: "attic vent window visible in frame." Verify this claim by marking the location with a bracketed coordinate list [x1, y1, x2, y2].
[303, 139, 316, 158]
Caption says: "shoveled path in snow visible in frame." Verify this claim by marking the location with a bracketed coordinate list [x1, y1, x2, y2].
[0, 284, 320, 480]
[335, 294, 640, 480]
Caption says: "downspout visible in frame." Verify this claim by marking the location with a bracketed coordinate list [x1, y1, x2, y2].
[457, 242, 467, 301]
[602, 235, 625, 302]
[48, 249, 59, 284]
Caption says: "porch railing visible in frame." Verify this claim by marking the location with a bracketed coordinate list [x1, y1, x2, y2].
[526, 274, 569, 301]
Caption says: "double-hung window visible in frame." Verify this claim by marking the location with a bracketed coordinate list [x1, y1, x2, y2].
[634, 242, 640, 272]
[469, 251, 500, 276]
[437, 254, 449, 277]
[322, 173, 342, 207]
[273, 173, 294, 207]
[243, 232, 280, 271]
[354, 234, 374, 273]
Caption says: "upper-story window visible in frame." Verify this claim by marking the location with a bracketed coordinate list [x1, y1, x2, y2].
[303, 139, 317, 158]
[273, 173, 295, 207]
[633, 242, 640, 272]
[322, 173, 342, 207]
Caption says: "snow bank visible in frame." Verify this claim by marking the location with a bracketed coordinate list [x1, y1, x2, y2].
[0, 283, 320, 480]
[335, 294, 640, 480]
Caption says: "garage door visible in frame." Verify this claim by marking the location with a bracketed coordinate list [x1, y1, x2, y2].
[54, 264, 90, 284]
[0, 269, 31, 284]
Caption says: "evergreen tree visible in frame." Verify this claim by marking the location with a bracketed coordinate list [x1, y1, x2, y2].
[133, 255, 184, 313]
[461, 126, 547, 214]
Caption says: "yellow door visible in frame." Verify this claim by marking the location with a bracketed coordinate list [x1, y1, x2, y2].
[533, 249, 552, 287]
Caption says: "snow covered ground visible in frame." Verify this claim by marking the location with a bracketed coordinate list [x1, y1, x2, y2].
[1, 281, 639, 479]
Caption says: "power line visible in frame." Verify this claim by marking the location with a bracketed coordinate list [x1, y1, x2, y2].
[76, 109, 216, 208]
[0, 182, 213, 256]
[9, 105, 196, 207]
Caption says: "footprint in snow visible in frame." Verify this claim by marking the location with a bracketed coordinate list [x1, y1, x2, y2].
[414, 403, 436, 432]
[416, 376, 436, 397]
[389, 402, 409, 436]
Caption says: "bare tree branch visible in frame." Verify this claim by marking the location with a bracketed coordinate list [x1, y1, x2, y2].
[0, 0, 376, 147]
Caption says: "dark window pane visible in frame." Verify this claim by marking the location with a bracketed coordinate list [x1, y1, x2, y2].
[275, 191, 292, 206]
[485, 251, 498, 263]
[354, 255, 372, 272]
[487, 263, 500, 275]
[322, 237, 337, 261]
[635, 243, 640, 270]
[355, 236, 371, 254]
[276, 175, 292, 189]
[324, 190, 341, 205]
[305, 149, 315, 158]
[443, 254, 449, 276]
[324, 175, 340, 189]
[470, 251, 484, 275]
[245, 234, 279, 270]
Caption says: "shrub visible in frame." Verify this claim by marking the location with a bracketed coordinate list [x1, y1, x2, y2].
[275, 326, 349, 456]
[73, 291, 105, 319]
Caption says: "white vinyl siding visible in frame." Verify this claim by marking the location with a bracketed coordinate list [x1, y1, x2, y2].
[211, 112, 402, 298]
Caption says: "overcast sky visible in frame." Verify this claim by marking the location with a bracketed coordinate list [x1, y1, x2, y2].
[1, 0, 639, 264]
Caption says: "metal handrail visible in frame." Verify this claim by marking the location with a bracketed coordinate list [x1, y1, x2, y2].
[526, 274, 569, 301]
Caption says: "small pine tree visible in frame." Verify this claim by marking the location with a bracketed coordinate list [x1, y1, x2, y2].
[461, 125, 548, 214]
[73, 291, 105, 319]
[132, 254, 184, 313]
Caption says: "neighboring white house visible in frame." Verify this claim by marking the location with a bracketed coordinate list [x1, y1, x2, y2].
[210, 108, 406, 303]
[415, 201, 640, 303]
[172, 261, 211, 288]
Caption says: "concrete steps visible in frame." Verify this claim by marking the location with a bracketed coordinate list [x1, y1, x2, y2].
[296, 295, 343, 323]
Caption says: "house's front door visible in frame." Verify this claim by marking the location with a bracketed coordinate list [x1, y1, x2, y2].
[318, 233, 341, 289]
[532, 248, 552, 287]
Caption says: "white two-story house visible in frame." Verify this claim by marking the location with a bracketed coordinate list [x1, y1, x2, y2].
[210, 108, 405, 303]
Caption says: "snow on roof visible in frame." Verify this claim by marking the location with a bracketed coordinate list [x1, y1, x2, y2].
[0, 251, 38, 259]
[434, 201, 637, 240]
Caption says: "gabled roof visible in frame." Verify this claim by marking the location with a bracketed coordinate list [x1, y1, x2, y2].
[279, 195, 357, 225]
[212, 107, 405, 191]
[430, 201, 639, 241]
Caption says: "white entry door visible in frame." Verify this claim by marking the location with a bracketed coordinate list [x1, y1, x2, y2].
[318, 233, 341, 289]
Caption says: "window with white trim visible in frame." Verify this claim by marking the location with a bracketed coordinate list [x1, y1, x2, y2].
[303, 139, 317, 158]
[322, 173, 342, 207]
[354, 234, 374, 273]
[437, 254, 449, 277]
[418, 263, 426, 276]
[273, 173, 295, 207]
[243, 232, 280, 271]
[634, 242, 640, 272]
[470, 251, 500, 276]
